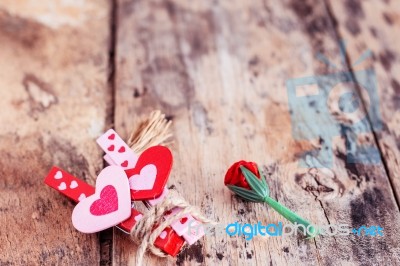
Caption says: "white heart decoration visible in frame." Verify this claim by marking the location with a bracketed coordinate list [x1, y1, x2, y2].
[134, 214, 143, 222]
[71, 166, 131, 233]
[70, 181, 78, 189]
[58, 182, 66, 191]
[78, 193, 86, 202]
[55, 171, 63, 179]
[160, 231, 167, 239]
[128, 164, 157, 191]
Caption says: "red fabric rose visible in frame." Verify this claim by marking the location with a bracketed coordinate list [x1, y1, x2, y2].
[224, 161, 260, 190]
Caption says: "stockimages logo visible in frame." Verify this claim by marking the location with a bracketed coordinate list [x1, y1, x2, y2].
[187, 221, 384, 241]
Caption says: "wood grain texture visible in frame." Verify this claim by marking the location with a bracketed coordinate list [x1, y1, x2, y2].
[114, 0, 400, 265]
[1, 0, 400, 265]
[0, 0, 112, 264]
[327, 0, 400, 209]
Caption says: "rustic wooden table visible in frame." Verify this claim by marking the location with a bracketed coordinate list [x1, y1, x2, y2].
[1, 0, 400, 265]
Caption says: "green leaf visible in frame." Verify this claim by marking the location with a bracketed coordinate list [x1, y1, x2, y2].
[258, 165, 269, 197]
[240, 166, 268, 198]
[228, 185, 264, 202]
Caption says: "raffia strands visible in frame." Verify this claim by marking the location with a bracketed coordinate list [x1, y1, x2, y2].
[127, 110, 173, 154]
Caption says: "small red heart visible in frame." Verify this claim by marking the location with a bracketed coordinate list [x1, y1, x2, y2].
[108, 145, 115, 151]
[90, 185, 118, 216]
[121, 160, 128, 167]
[108, 134, 115, 140]
[118, 146, 126, 153]
[180, 217, 188, 224]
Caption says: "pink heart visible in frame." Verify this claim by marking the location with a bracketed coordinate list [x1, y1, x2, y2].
[78, 193, 86, 202]
[70, 181, 78, 189]
[90, 185, 118, 216]
[160, 231, 167, 239]
[72, 166, 131, 233]
[54, 171, 63, 179]
[128, 164, 157, 190]
[58, 182, 66, 191]
[134, 214, 143, 222]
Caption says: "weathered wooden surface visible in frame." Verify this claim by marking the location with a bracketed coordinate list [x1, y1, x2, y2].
[0, 0, 112, 265]
[1, 0, 400, 265]
[328, 0, 400, 210]
[113, 0, 400, 265]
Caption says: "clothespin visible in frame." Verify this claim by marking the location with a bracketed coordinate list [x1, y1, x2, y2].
[97, 129, 205, 245]
[44, 166, 185, 256]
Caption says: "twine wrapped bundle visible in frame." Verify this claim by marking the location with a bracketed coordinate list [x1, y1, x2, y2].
[125, 110, 216, 265]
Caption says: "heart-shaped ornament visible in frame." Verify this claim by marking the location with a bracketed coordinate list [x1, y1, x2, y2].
[125, 146, 173, 200]
[129, 164, 157, 190]
[72, 166, 131, 233]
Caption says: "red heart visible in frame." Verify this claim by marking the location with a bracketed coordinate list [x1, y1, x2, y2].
[121, 160, 128, 167]
[108, 133, 115, 140]
[118, 146, 126, 153]
[180, 217, 188, 224]
[125, 146, 172, 200]
[108, 145, 115, 151]
[90, 185, 118, 216]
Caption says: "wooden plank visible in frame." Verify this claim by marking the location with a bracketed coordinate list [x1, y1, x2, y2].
[327, 0, 400, 208]
[114, 0, 400, 265]
[0, 1, 111, 264]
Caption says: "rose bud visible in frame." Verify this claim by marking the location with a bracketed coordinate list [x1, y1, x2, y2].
[224, 161, 260, 190]
[225, 161, 318, 238]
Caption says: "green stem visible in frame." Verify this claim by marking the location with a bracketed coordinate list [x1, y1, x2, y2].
[264, 196, 318, 238]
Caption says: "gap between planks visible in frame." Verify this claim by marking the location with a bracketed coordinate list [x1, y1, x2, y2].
[322, 0, 400, 210]
[100, 0, 118, 265]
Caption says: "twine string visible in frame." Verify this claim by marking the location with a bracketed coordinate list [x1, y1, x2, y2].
[126, 110, 216, 265]
[130, 189, 217, 265]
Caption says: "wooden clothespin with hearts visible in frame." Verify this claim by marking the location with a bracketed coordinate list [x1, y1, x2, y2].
[44, 166, 185, 256]
[97, 129, 206, 245]
[44, 110, 211, 264]
[146, 188, 205, 245]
